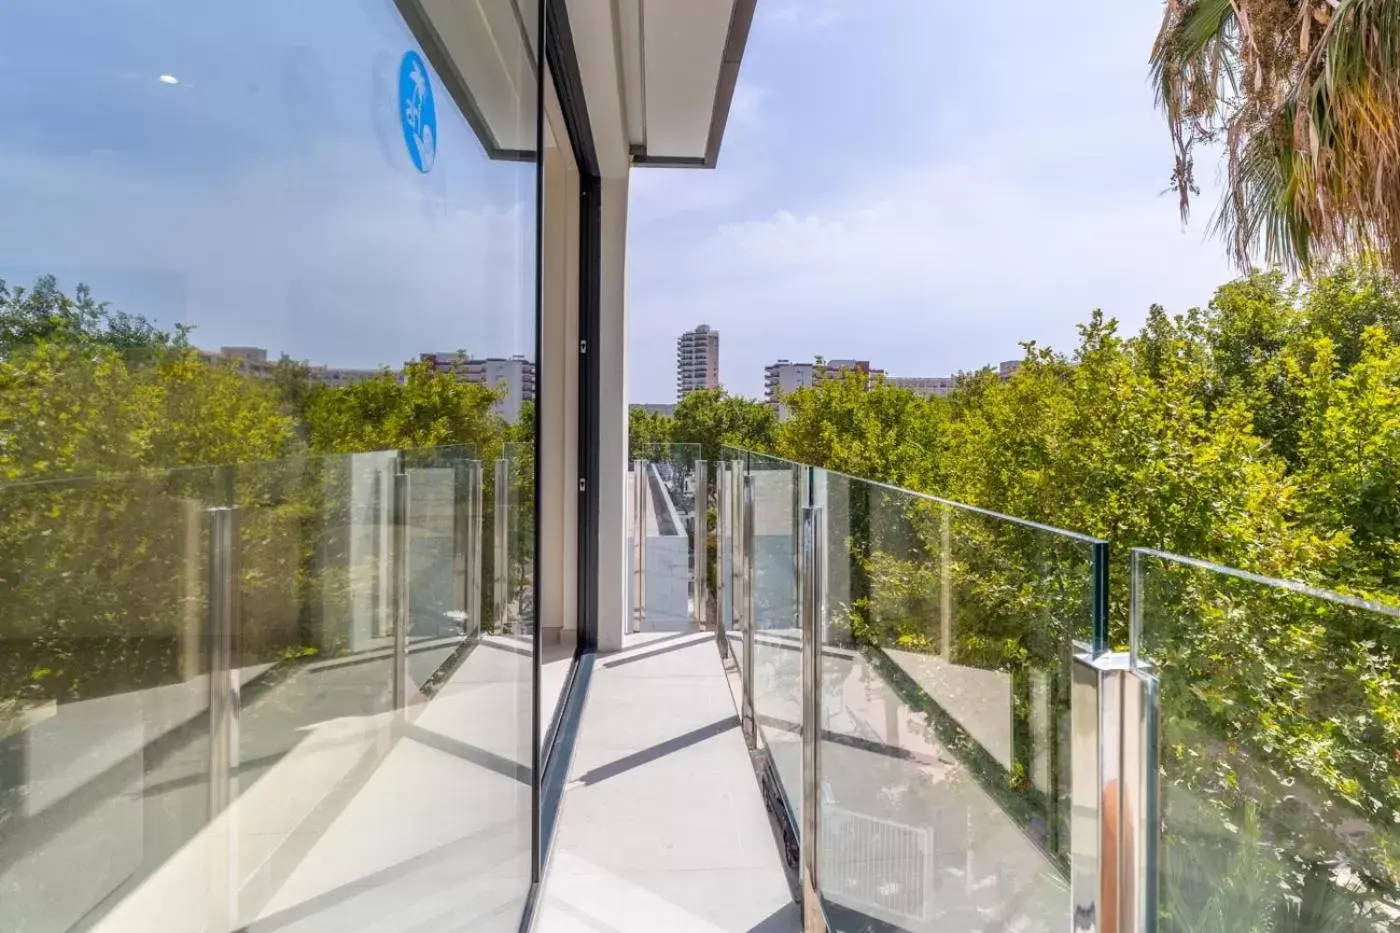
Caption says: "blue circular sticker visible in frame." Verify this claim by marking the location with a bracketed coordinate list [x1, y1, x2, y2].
[398, 50, 437, 173]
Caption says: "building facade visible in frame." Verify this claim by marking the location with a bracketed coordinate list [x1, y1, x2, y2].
[676, 324, 719, 399]
[886, 375, 957, 397]
[887, 360, 1023, 398]
[763, 359, 817, 406]
[764, 358, 884, 417]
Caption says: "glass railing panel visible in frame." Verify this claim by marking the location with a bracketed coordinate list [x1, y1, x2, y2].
[633, 443, 699, 631]
[0, 445, 530, 932]
[720, 449, 746, 669]
[0, 466, 224, 933]
[1133, 550, 1400, 933]
[747, 451, 806, 824]
[816, 467, 1106, 932]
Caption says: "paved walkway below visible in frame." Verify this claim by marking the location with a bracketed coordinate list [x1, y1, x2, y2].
[536, 630, 799, 933]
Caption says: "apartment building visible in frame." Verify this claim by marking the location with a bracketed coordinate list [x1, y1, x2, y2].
[764, 358, 884, 417]
[306, 364, 385, 388]
[676, 324, 719, 399]
[199, 346, 386, 388]
[885, 375, 958, 397]
[419, 352, 537, 422]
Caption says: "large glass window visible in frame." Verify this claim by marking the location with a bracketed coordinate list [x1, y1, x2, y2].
[0, 2, 540, 931]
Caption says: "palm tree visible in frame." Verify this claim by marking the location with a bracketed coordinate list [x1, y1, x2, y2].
[1152, 1, 1400, 275]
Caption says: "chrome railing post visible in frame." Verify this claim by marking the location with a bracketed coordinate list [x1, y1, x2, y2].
[715, 460, 730, 657]
[800, 504, 825, 932]
[940, 504, 953, 661]
[207, 505, 241, 814]
[693, 459, 709, 628]
[461, 460, 483, 639]
[452, 459, 469, 637]
[494, 457, 510, 634]
[1072, 646, 1160, 933]
[632, 459, 647, 634]
[206, 503, 240, 932]
[392, 468, 410, 709]
[792, 465, 806, 633]
[741, 471, 756, 749]
[372, 467, 390, 638]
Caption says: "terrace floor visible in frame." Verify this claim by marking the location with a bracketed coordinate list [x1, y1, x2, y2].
[535, 629, 800, 933]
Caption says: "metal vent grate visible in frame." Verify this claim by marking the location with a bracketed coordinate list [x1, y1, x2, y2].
[821, 806, 931, 924]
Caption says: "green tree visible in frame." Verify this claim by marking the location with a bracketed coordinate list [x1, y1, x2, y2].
[0, 274, 189, 354]
[304, 362, 504, 456]
[776, 370, 949, 491]
[628, 405, 675, 459]
[669, 388, 776, 464]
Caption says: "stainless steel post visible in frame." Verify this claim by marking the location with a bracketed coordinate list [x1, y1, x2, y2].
[206, 504, 240, 932]
[715, 461, 730, 657]
[741, 472, 756, 749]
[800, 505, 825, 932]
[392, 470, 410, 709]
[179, 498, 203, 681]
[207, 505, 241, 814]
[732, 460, 743, 658]
[452, 459, 469, 636]
[468, 460, 484, 638]
[494, 458, 510, 634]
[792, 466, 805, 634]
[632, 459, 647, 634]
[372, 467, 389, 638]
[693, 459, 709, 628]
[940, 504, 953, 661]
[1071, 649, 1160, 933]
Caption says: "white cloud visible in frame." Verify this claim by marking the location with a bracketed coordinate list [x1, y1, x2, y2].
[626, 0, 1240, 401]
[629, 134, 1235, 399]
[758, 0, 851, 31]
[0, 139, 535, 369]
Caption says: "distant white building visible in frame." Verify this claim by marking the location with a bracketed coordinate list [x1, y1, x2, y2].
[887, 360, 1022, 397]
[418, 352, 537, 422]
[764, 358, 884, 419]
[886, 375, 958, 398]
[307, 365, 385, 388]
[764, 360, 818, 410]
[676, 325, 719, 400]
[200, 346, 395, 387]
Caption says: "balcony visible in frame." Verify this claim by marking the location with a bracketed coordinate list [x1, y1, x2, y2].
[5, 443, 1396, 932]
[4, 0, 1400, 930]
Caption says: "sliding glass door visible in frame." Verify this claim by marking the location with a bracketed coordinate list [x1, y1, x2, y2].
[0, 2, 541, 930]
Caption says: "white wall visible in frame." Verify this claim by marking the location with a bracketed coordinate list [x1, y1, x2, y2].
[596, 174, 630, 652]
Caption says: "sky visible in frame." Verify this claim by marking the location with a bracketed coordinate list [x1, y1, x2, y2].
[0, 0, 1236, 400]
[625, 0, 1238, 402]
[0, 0, 538, 370]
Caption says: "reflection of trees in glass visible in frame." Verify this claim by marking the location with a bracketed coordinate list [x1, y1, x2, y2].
[0, 276, 510, 707]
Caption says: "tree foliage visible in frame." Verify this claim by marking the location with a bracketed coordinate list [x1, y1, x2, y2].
[637, 263, 1400, 929]
[0, 277, 515, 706]
[669, 387, 776, 465]
[1152, 0, 1400, 274]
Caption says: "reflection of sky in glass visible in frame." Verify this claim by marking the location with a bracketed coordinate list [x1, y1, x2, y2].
[0, 0, 537, 368]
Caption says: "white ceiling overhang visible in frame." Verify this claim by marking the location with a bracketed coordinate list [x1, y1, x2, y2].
[620, 0, 757, 168]
[399, 0, 539, 161]
[397, 0, 757, 171]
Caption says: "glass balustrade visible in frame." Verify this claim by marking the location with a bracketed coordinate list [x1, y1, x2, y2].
[814, 466, 1108, 933]
[0, 445, 531, 933]
[1132, 549, 1400, 933]
[627, 443, 704, 633]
